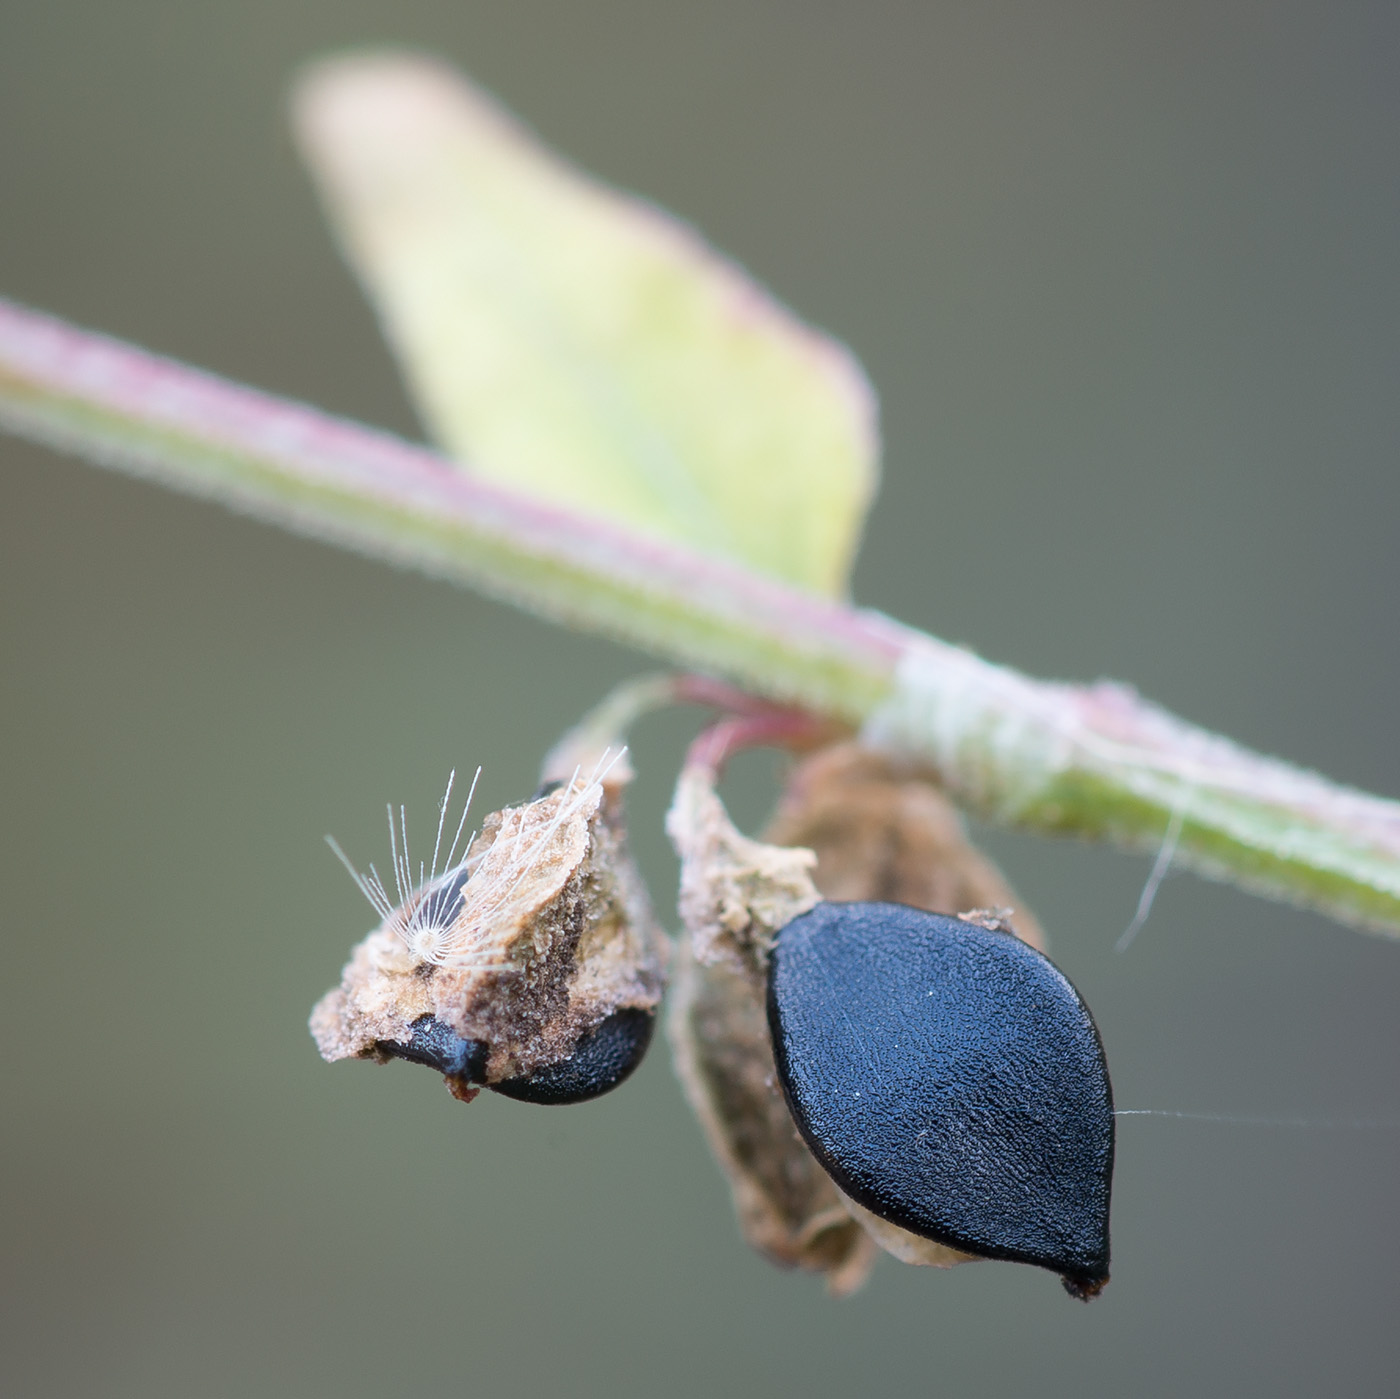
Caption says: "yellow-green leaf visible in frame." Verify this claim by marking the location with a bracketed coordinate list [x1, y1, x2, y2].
[292, 51, 878, 597]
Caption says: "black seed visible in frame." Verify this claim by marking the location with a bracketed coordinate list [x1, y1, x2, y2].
[414, 864, 472, 930]
[767, 902, 1114, 1294]
[531, 779, 566, 800]
[377, 1014, 489, 1082]
[491, 1008, 655, 1105]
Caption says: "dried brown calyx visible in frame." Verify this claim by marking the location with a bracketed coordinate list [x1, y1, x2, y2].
[667, 737, 1045, 1293]
[311, 759, 666, 1103]
[763, 741, 1044, 950]
[667, 758, 875, 1294]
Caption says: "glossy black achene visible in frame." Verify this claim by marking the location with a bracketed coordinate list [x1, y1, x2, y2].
[379, 1013, 491, 1081]
[492, 1007, 655, 1103]
[376, 1007, 654, 1106]
[767, 901, 1114, 1297]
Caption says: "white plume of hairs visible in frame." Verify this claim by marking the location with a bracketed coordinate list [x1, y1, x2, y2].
[325, 749, 625, 969]
[459, 747, 625, 934]
[326, 765, 484, 964]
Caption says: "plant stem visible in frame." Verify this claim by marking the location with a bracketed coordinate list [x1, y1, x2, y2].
[3, 297, 1398, 936]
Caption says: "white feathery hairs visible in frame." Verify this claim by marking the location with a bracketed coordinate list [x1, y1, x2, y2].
[326, 750, 625, 968]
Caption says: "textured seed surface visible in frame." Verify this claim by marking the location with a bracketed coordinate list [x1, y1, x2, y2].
[377, 1013, 489, 1081]
[492, 1007, 654, 1104]
[768, 902, 1113, 1293]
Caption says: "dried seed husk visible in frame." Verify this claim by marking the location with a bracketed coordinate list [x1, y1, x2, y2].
[666, 757, 874, 1293]
[667, 940, 877, 1294]
[668, 762, 821, 979]
[763, 741, 1044, 950]
[311, 774, 666, 1095]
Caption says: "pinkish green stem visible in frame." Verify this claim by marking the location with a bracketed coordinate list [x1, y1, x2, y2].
[3, 297, 1399, 937]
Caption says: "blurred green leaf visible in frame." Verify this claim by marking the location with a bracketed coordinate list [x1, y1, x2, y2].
[293, 51, 878, 598]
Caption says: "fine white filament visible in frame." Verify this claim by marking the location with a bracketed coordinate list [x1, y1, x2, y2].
[325, 749, 624, 969]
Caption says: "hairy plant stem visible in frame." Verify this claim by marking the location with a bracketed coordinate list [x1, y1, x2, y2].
[3, 297, 1398, 936]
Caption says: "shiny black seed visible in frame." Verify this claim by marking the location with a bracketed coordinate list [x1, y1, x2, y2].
[491, 1008, 655, 1105]
[378, 1014, 490, 1082]
[767, 902, 1114, 1296]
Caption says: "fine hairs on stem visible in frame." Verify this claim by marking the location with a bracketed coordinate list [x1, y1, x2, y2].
[1115, 786, 1192, 953]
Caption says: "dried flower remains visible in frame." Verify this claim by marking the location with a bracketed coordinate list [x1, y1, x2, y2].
[311, 754, 667, 1104]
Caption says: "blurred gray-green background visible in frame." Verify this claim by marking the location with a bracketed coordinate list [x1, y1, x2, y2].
[2, 3, 1398, 1395]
